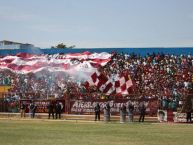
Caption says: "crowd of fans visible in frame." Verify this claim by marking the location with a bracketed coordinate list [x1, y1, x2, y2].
[0, 70, 82, 99]
[101, 52, 192, 110]
[103, 52, 192, 98]
[0, 52, 192, 112]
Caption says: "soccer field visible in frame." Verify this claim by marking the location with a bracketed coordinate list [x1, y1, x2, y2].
[0, 119, 193, 145]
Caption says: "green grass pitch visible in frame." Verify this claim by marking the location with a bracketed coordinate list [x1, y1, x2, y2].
[0, 119, 193, 145]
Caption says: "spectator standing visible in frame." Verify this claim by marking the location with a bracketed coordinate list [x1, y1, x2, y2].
[94, 103, 100, 121]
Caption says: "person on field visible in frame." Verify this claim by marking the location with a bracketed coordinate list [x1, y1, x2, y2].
[184, 93, 192, 123]
[20, 102, 26, 118]
[139, 101, 146, 122]
[94, 103, 100, 121]
[128, 102, 134, 122]
[55, 102, 62, 119]
[120, 104, 127, 123]
[29, 101, 36, 118]
[47, 101, 54, 119]
[186, 109, 192, 123]
[104, 102, 111, 122]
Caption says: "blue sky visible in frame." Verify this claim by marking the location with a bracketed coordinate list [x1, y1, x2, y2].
[0, 0, 193, 48]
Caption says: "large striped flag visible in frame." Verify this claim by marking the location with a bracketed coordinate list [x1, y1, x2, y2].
[0, 52, 112, 74]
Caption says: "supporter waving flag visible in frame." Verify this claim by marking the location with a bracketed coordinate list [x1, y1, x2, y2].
[114, 73, 133, 95]
[85, 70, 133, 96]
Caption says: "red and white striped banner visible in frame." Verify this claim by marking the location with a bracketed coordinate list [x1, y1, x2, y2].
[0, 52, 112, 74]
